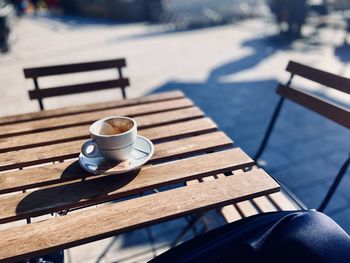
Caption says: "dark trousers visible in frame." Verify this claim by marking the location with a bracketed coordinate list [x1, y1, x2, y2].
[150, 211, 350, 263]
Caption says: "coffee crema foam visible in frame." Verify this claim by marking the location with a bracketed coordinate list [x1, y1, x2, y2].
[100, 119, 133, 135]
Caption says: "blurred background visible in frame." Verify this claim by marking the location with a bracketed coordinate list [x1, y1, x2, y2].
[1, 0, 350, 113]
[0, 0, 350, 262]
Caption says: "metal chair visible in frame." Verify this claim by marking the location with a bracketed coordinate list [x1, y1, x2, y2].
[23, 58, 129, 111]
[254, 60, 350, 212]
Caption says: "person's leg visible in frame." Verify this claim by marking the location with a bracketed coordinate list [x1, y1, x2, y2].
[244, 211, 350, 263]
[150, 211, 350, 263]
[150, 211, 292, 263]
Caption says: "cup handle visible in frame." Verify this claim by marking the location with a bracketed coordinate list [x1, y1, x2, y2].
[81, 140, 100, 158]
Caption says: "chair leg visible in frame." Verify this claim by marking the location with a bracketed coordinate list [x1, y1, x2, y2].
[121, 87, 127, 99]
[254, 97, 285, 163]
[33, 78, 45, 110]
[150, 188, 201, 247]
[38, 99, 44, 111]
[318, 153, 350, 212]
[170, 214, 203, 248]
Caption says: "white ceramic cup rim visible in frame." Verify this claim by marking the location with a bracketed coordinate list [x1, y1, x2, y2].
[89, 116, 136, 138]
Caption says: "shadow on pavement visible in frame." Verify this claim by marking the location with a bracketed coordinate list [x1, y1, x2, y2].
[149, 33, 350, 226]
[110, 31, 350, 255]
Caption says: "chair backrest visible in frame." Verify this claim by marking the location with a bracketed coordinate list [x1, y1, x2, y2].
[23, 58, 130, 111]
[277, 61, 350, 129]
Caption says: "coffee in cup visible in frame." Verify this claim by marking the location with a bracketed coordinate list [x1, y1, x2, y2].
[100, 118, 134, 135]
[81, 116, 137, 161]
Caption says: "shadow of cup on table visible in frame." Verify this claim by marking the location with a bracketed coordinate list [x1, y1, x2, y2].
[15, 160, 140, 218]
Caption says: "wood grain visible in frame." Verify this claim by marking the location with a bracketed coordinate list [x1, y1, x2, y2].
[0, 121, 221, 171]
[235, 200, 258, 217]
[269, 192, 299, 211]
[0, 169, 280, 263]
[0, 91, 184, 126]
[140, 118, 217, 142]
[215, 174, 243, 223]
[187, 173, 244, 224]
[0, 98, 193, 137]
[197, 174, 280, 222]
[0, 148, 253, 224]
[252, 196, 278, 213]
[220, 205, 242, 223]
[0, 131, 233, 193]
[0, 107, 204, 151]
[219, 186, 299, 223]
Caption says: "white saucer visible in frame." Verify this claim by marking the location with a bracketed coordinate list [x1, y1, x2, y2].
[79, 135, 154, 175]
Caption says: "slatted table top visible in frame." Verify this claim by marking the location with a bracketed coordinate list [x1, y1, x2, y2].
[0, 90, 280, 263]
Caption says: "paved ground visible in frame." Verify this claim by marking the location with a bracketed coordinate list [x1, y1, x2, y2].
[0, 14, 350, 262]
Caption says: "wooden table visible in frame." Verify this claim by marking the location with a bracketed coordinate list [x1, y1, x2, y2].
[0, 90, 280, 262]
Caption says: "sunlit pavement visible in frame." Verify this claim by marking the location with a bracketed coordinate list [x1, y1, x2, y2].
[0, 14, 349, 262]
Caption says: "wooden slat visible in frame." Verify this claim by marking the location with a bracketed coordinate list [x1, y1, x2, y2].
[135, 106, 203, 129]
[0, 97, 193, 138]
[200, 177, 223, 229]
[140, 118, 217, 142]
[277, 85, 350, 129]
[150, 131, 232, 162]
[0, 169, 280, 263]
[185, 180, 198, 186]
[0, 131, 233, 193]
[28, 79, 130, 100]
[215, 174, 243, 223]
[217, 176, 299, 223]
[187, 175, 242, 225]
[23, 58, 126, 78]
[186, 174, 220, 230]
[235, 200, 259, 217]
[220, 195, 283, 223]
[286, 60, 350, 94]
[197, 176, 223, 230]
[268, 192, 300, 211]
[0, 219, 26, 231]
[0, 122, 222, 172]
[0, 91, 184, 126]
[201, 175, 215, 182]
[0, 148, 254, 224]
[0, 107, 204, 152]
[252, 196, 278, 213]
[220, 205, 242, 223]
[219, 171, 278, 219]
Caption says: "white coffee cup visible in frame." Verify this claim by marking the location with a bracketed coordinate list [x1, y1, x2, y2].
[81, 116, 137, 161]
